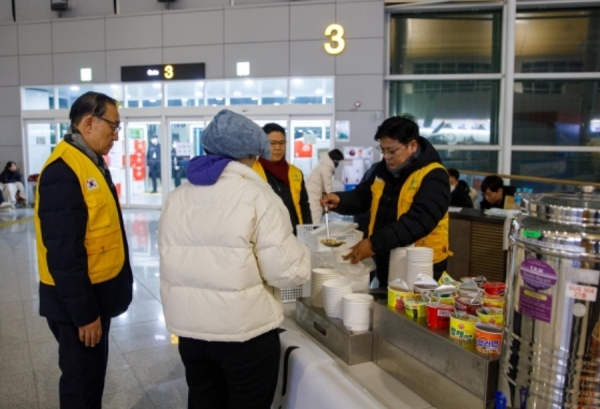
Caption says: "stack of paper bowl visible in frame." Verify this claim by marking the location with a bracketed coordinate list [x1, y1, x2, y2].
[342, 293, 374, 332]
[389, 247, 408, 282]
[406, 247, 434, 288]
[322, 278, 353, 319]
[311, 268, 340, 308]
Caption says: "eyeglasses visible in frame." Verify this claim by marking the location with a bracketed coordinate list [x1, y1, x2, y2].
[95, 116, 122, 134]
[376, 144, 407, 156]
[269, 141, 286, 147]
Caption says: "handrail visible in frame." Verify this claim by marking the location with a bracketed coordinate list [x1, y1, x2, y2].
[459, 169, 600, 189]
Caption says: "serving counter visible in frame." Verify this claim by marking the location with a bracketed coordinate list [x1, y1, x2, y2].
[293, 297, 500, 409]
[372, 301, 499, 409]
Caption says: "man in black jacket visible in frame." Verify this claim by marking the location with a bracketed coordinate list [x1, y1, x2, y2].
[146, 135, 161, 193]
[35, 91, 133, 408]
[448, 168, 473, 208]
[322, 115, 450, 286]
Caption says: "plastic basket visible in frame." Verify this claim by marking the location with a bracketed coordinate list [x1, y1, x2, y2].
[297, 224, 363, 253]
[281, 285, 305, 303]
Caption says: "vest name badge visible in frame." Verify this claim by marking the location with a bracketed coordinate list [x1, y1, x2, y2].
[86, 178, 99, 190]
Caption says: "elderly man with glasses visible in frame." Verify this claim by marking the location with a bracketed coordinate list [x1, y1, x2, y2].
[34, 91, 132, 408]
[321, 114, 451, 287]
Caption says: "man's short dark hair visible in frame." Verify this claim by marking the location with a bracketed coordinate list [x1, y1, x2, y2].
[263, 123, 286, 136]
[481, 175, 504, 193]
[448, 168, 460, 179]
[69, 91, 118, 126]
[328, 149, 344, 162]
[374, 114, 420, 144]
[151, 135, 158, 140]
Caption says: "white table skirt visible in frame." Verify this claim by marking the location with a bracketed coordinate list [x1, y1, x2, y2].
[272, 319, 386, 409]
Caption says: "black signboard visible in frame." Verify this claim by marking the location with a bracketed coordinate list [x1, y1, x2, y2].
[121, 63, 205, 82]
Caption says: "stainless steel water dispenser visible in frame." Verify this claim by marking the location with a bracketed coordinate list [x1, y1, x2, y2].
[500, 187, 600, 408]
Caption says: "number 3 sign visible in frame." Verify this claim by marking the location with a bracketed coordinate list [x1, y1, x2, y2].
[324, 24, 346, 55]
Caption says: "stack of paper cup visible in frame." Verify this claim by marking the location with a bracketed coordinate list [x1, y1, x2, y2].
[311, 268, 340, 308]
[342, 293, 374, 332]
[406, 247, 434, 288]
[388, 248, 408, 282]
[322, 278, 353, 319]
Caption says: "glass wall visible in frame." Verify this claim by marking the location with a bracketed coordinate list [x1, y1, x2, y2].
[389, 81, 500, 145]
[21, 77, 334, 208]
[389, 6, 600, 190]
[389, 12, 502, 75]
[22, 78, 334, 110]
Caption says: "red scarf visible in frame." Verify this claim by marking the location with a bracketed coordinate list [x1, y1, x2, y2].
[259, 157, 289, 185]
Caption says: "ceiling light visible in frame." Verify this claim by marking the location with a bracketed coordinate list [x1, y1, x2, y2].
[70, 86, 80, 91]
[274, 90, 282, 95]
[152, 83, 161, 89]
[315, 89, 324, 95]
[236, 62, 250, 77]
[80, 68, 92, 82]
[292, 78, 303, 85]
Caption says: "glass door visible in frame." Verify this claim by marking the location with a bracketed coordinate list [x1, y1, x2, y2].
[26, 122, 55, 176]
[289, 119, 332, 175]
[167, 120, 206, 191]
[125, 120, 162, 206]
[104, 128, 126, 204]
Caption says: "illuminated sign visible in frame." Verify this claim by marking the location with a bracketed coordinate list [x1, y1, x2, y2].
[324, 24, 345, 55]
[121, 63, 205, 82]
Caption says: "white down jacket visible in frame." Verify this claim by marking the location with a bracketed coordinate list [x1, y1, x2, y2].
[159, 161, 311, 342]
[306, 152, 335, 223]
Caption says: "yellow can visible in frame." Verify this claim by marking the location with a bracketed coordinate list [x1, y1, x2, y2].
[476, 307, 504, 326]
[449, 313, 479, 341]
[387, 288, 413, 309]
[482, 295, 505, 309]
[404, 297, 427, 318]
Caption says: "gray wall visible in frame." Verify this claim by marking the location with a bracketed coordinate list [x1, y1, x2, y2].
[0, 0, 385, 170]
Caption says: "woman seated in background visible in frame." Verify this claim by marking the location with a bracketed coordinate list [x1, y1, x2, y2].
[159, 109, 310, 409]
[0, 161, 26, 207]
[306, 148, 344, 224]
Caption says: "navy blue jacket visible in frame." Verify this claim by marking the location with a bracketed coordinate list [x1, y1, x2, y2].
[37, 148, 133, 327]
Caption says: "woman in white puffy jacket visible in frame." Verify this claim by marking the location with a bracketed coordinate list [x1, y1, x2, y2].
[306, 149, 344, 223]
[159, 109, 310, 409]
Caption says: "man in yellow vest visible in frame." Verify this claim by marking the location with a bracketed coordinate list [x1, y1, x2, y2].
[253, 123, 312, 235]
[322, 114, 451, 287]
[34, 92, 133, 408]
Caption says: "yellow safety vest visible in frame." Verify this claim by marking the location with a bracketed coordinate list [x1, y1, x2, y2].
[253, 161, 304, 224]
[368, 162, 450, 263]
[34, 141, 125, 285]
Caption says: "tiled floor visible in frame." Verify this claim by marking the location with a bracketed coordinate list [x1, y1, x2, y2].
[0, 208, 435, 409]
